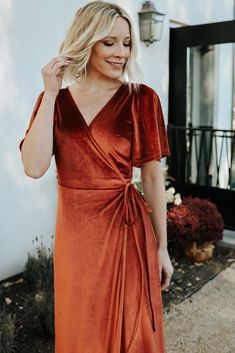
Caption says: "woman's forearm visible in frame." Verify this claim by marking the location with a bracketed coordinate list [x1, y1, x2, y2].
[141, 163, 168, 249]
[20, 92, 56, 178]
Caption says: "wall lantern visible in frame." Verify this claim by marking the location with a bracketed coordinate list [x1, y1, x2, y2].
[138, 1, 165, 46]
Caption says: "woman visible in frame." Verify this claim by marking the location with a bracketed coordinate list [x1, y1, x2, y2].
[19, 1, 173, 352]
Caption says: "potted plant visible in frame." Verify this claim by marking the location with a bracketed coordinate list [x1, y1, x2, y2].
[167, 196, 224, 262]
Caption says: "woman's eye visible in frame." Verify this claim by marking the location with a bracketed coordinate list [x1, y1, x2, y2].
[103, 42, 131, 47]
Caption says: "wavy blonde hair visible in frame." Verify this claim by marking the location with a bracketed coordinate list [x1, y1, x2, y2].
[57, 1, 142, 91]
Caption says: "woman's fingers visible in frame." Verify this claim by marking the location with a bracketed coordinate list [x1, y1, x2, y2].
[42, 57, 70, 73]
[161, 269, 173, 290]
[157, 247, 174, 290]
[41, 56, 71, 96]
[51, 58, 71, 71]
[53, 61, 71, 75]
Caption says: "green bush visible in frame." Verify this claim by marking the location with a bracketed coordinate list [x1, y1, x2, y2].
[0, 306, 16, 353]
[23, 287, 54, 337]
[23, 235, 54, 337]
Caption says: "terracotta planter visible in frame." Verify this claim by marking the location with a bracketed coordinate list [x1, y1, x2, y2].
[183, 241, 215, 262]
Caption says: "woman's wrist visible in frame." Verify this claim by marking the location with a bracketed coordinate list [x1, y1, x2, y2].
[158, 242, 168, 250]
[44, 90, 58, 98]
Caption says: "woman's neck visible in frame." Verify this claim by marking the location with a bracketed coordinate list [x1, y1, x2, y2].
[75, 73, 122, 93]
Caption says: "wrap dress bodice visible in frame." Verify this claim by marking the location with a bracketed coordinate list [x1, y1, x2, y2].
[19, 82, 171, 353]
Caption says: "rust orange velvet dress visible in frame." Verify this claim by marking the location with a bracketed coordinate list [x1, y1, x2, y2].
[19, 82, 171, 353]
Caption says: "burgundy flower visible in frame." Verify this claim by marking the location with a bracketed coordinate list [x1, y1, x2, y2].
[167, 196, 224, 244]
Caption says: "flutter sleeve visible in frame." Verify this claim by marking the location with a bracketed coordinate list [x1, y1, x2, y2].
[132, 84, 171, 168]
[19, 91, 57, 156]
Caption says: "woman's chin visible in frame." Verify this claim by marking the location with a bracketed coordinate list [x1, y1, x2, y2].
[104, 71, 122, 80]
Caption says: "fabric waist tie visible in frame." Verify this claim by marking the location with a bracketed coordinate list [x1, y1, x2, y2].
[122, 181, 157, 345]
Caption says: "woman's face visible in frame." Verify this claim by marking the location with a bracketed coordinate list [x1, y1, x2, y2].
[88, 16, 131, 80]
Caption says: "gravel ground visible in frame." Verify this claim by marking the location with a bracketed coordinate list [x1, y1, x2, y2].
[163, 262, 235, 353]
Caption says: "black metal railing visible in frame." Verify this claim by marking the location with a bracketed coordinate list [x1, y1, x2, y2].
[168, 125, 235, 190]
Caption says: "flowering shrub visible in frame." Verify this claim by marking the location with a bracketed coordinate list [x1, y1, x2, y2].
[167, 196, 224, 244]
[163, 165, 182, 206]
[166, 186, 182, 206]
[167, 203, 199, 244]
[183, 196, 224, 242]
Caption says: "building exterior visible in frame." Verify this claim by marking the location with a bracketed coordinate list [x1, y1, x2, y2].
[0, 0, 234, 281]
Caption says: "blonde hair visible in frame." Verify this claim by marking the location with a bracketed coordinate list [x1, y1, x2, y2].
[57, 1, 142, 91]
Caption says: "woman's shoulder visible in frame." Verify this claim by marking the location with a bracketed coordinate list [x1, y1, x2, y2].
[131, 82, 159, 99]
[141, 83, 159, 96]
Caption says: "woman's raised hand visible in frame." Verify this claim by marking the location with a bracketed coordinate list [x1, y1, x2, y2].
[41, 56, 71, 97]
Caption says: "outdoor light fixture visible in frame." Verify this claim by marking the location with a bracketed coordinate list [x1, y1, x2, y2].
[138, 1, 165, 46]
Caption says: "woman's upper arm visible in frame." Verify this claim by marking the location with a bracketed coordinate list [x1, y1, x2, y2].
[140, 159, 162, 180]
[19, 91, 57, 157]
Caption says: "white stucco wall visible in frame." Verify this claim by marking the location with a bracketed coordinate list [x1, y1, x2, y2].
[0, 0, 234, 281]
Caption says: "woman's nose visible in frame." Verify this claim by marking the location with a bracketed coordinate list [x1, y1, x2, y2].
[114, 44, 126, 58]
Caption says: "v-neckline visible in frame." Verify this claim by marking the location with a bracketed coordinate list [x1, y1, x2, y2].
[65, 83, 124, 130]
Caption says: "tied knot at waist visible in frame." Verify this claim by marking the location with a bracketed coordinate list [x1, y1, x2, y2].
[123, 182, 152, 226]
[122, 181, 157, 334]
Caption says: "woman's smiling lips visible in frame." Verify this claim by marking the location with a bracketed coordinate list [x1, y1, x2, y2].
[106, 60, 124, 69]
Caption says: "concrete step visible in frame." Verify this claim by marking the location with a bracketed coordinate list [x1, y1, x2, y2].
[218, 228, 235, 249]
